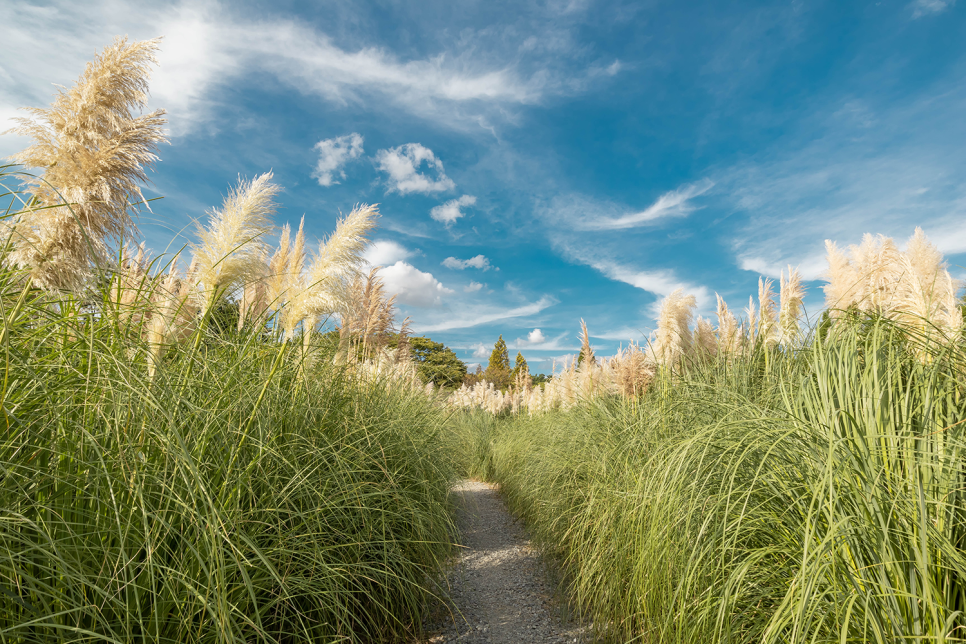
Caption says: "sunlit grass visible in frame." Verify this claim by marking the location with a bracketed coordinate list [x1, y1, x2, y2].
[463, 323, 966, 642]
[0, 176, 456, 642]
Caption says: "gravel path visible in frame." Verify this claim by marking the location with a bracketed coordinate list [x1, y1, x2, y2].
[423, 480, 588, 644]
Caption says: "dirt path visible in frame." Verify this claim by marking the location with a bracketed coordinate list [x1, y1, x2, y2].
[424, 480, 588, 644]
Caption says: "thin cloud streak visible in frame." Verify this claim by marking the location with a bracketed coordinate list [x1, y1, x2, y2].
[580, 179, 714, 230]
[413, 296, 556, 332]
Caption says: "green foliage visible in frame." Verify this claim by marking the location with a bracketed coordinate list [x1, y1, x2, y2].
[463, 364, 484, 387]
[0, 258, 456, 642]
[485, 335, 511, 390]
[208, 294, 241, 336]
[408, 335, 467, 388]
[457, 322, 966, 643]
[510, 351, 529, 383]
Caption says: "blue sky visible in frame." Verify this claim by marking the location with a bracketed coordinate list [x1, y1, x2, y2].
[3, 0, 965, 372]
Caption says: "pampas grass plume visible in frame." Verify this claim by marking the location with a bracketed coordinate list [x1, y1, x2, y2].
[6, 37, 167, 291]
[778, 266, 805, 346]
[287, 203, 378, 335]
[653, 288, 696, 368]
[191, 172, 278, 311]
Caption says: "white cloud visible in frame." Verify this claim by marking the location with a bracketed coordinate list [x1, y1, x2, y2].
[442, 255, 492, 270]
[472, 343, 489, 358]
[553, 179, 714, 231]
[464, 281, 484, 293]
[738, 254, 827, 281]
[719, 79, 966, 281]
[363, 240, 413, 267]
[507, 329, 578, 352]
[430, 194, 477, 224]
[0, 0, 609, 147]
[911, 0, 955, 18]
[591, 260, 711, 307]
[378, 261, 453, 307]
[312, 133, 363, 186]
[414, 296, 556, 332]
[374, 143, 456, 194]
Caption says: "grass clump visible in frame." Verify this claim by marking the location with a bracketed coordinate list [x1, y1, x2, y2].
[467, 323, 966, 643]
[0, 267, 456, 642]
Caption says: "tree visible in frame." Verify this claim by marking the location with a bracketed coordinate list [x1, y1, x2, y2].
[510, 351, 529, 380]
[463, 364, 484, 387]
[485, 335, 511, 390]
[407, 336, 467, 388]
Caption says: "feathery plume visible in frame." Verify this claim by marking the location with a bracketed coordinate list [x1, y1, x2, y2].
[758, 277, 778, 347]
[822, 240, 858, 315]
[578, 319, 596, 367]
[745, 295, 757, 347]
[339, 267, 398, 354]
[714, 293, 739, 356]
[694, 316, 717, 359]
[652, 288, 696, 368]
[5, 37, 167, 291]
[286, 203, 378, 335]
[778, 266, 805, 346]
[892, 228, 961, 340]
[850, 233, 903, 313]
[191, 172, 278, 312]
[609, 342, 654, 398]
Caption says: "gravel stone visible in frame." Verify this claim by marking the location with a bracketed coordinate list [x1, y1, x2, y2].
[422, 480, 590, 644]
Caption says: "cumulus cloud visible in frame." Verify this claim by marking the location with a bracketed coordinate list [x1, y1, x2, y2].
[312, 133, 363, 186]
[431, 194, 477, 224]
[442, 255, 492, 270]
[378, 261, 453, 307]
[464, 281, 484, 293]
[374, 143, 456, 194]
[527, 328, 546, 343]
[363, 240, 413, 267]
[472, 343, 489, 358]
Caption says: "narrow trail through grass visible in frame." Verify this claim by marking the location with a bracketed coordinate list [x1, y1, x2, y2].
[424, 480, 588, 644]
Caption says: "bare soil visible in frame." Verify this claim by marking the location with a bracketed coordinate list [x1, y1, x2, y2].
[422, 480, 589, 644]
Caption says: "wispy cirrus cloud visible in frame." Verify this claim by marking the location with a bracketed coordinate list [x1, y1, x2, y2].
[910, 0, 956, 18]
[547, 179, 714, 231]
[413, 296, 556, 332]
[0, 0, 622, 146]
[590, 260, 712, 308]
[718, 81, 966, 281]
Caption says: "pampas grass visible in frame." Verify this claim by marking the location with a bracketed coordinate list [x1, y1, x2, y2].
[653, 288, 696, 368]
[823, 228, 961, 338]
[778, 265, 805, 345]
[191, 172, 278, 312]
[5, 37, 167, 291]
[284, 203, 378, 338]
[715, 293, 740, 355]
[757, 276, 778, 346]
